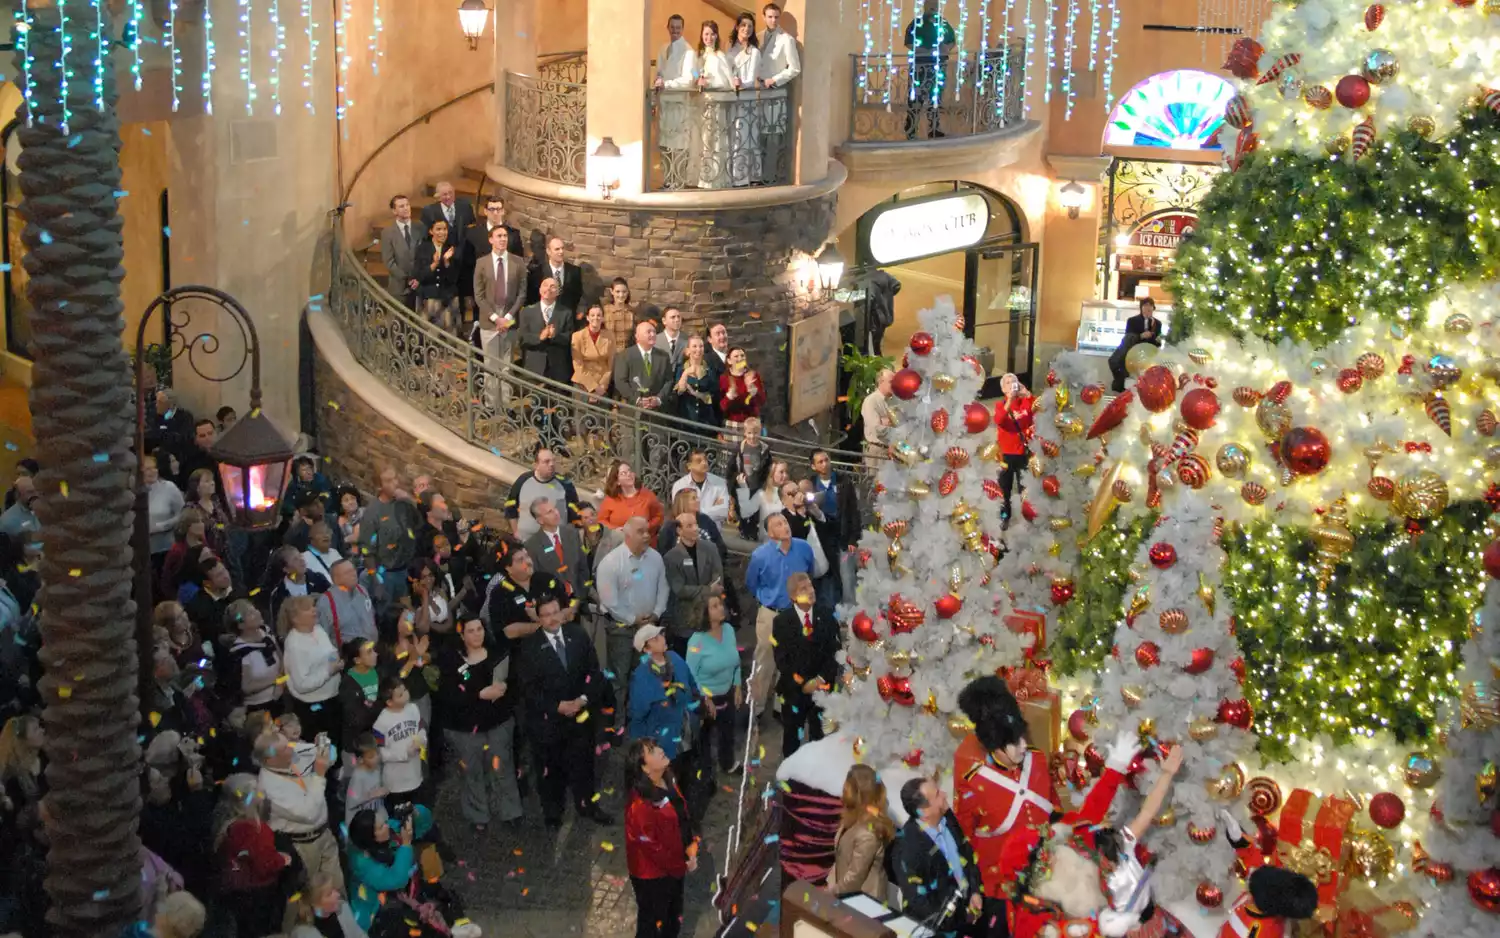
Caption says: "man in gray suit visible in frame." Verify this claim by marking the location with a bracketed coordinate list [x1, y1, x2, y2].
[379, 194, 420, 309]
[662, 512, 723, 657]
[612, 320, 672, 410]
[472, 226, 527, 406]
[657, 306, 687, 373]
[518, 277, 576, 383]
[524, 496, 589, 613]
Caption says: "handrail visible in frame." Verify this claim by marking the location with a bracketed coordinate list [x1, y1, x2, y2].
[847, 42, 1027, 143]
[340, 81, 497, 205]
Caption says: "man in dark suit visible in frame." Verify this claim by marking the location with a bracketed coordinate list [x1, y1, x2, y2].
[527, 236, 584, 313]
[522, 496, 588, 610]
[379, 194, 421, 309]
[703, 322, 732, 424]
[515, 595, 613, 827]
[612, 320, 673, 409]
[518, 277, 576, 382]
[771, 572, 840, 758]
[890, 777, 984, 935]
[808, 449, 860, 611]
[1108, 296, 1164, 392]
[419, 180, 476, 240]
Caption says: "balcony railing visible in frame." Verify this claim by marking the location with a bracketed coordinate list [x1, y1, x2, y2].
[504, 69, 587, 186]
[537, 50, 587, 84]
[848, 42, 1027, 143]
[327, 228, 878, 506]
[644, 87, 795, 191]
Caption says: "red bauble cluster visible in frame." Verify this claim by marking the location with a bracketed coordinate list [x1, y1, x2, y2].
[1050, 580, 1076, 606]
[934, 594, 963, 619]
[909, 332, 935, 356]
[1149, 542, 1178, 569]
[1217, 698, 1255, 729]
[1468, 868, 1500, 915]
[891, 368, 923, 400]
[964, 402, 991, 434]
[877, 674, 916, 706]
[1281, 426, 1332, 475]
[1180, 388, 1220, 430]
[852, 611, 879, 643]
[1484, 540, 1500, 580]
[1184, 648, 1216, 675]
[902, 748, 925, 767]
[1368, 792, 1406, 829]
[1137, 366, 1178, 413]
[1229, 656, 1246, 684]
[1135, 641, 1161, 668]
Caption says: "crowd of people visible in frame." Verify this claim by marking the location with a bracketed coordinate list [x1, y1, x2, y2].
[0, 368, 866, 938]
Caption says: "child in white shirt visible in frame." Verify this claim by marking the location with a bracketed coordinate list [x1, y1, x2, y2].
[372, 677, 426, 812]
[345, 734, 387, 828]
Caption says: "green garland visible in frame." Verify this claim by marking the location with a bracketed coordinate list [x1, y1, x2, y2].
[1053, 504, 1488, 760]
[1167, 109, 1500, 345]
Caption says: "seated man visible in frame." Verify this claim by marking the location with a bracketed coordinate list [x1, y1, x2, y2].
[889, 776, 982, 935]
[1108, 297, 1163, 393]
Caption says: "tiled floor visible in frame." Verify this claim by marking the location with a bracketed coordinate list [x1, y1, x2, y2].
[435, 719, 789, 938]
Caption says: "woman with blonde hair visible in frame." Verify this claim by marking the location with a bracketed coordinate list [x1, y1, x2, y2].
[151, 891, 207, 938]
[734, 458, 789, 537]
[288, 873, 368, 938]
[279, 593, 343, 744]
[831, 763, 895, 898]
[0, 713, 44, 812]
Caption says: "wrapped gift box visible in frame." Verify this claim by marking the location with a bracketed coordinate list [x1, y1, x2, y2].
[1000, 665, 1061, 756]
[1004, 610, 1048, 662]
[1276, 788, 1357, 910]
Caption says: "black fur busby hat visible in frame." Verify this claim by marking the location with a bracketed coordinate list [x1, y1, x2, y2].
[957, 675, 1028, 752]
[1247, 866, 1319, 920]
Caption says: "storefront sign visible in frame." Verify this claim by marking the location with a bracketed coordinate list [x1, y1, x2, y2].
[1129, 213, 1196, 250]
[866, 192, 991, 265]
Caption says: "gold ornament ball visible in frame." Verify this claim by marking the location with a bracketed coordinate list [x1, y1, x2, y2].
[1255, 399, 1293, 440]
[1346, 828, 1396, 879]
[1189, 717, 1220, 742]
[1484, 444, 1500, 470]
[1121, 684, 1146, 709]
[1403, 751, 1442, 789]
[1049, 517, 1073, 532]
[907, 480, 932, 499]
[922, 691, 939, 716]
[1444, 312, 1474, 335]
[1215, 442, 1252, 480]
[887, 649, 913, 671]
[949, 716, 975, 739]
[1407, 115, 1436, 138]
[1324, 133, 1351, 156]
[1137, 717, 1157, 739]
[1056, 413, 1085, 438]
[1047, 541, 1062, 557]
[1392, 470, 1450, 520]
[931, 373, 957, 393]
[1125, 342, 1160, 377]
[1159, 608, 1190, 635]
[1155, 806, 1178, 828]
[1207, 763, 1247, 801]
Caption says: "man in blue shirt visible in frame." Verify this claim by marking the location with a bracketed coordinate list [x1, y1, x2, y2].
[744, 513, 814, 719]
[890, 777, 983, 936]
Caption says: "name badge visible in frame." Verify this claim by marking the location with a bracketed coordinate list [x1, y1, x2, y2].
[683, 559, 694, 567]
[515, 596, 527, 605]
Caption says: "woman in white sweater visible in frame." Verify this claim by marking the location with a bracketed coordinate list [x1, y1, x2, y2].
[278, 593, 343, 744]
[224, 599, 283, 715]
[734, 459, 790, 534]
[143, 453, 184, 564]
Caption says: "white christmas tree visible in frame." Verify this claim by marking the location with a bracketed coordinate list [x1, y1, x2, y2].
[1417, 535, 1500, 938]
[819, 298, 1029, 775]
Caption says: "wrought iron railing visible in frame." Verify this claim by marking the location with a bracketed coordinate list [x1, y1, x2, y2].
[537, 50, 587, 84]
[644, 87, 795, 191]
[848, 42, 1027, 143]
[504, 70, 587, 185]
[328, 228, 877, 502]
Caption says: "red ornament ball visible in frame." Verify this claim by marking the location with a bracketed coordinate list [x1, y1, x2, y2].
[1021, 500, 1038, 522]
[1067, 709, 1092, 742]
[851, 611, 879, 643]
[1229, 656, 1247, 684]
[982, 479, 1003, 500]
[1468, 868, 1500, 915]
[1267, 380, 1294, 404]
[1042, 476, 1062, 498]
[1135, 641, 1161, 669]
[1148, 542, 1178, 569]
[1184, 648, 1216, 675]
[1217, 698, 1255, 729]
[1484, 540, 1500, 580]
[1280, 426, 1332, 475]
[1453, 0, 1477, 6]
[934, 594, 963, 619]
[1080, 384, 1103, 405]
[963, 402, 991, 434]
[902, 748, 925, 767]
[1137, 365, 1178, 413]
[1336, 368, 1364, 394]
[891, 368, 923, 400]
[1336, 74, 1371, 108]
[1180, 388, 1220, 430]
[1369, 792, 1406, 830]
[877, 674, 916, 706]
[930, 409, 950, 433]
[909, 332, 935, 356]
[1084, 744, 1105, 776]
[1196, 882, 1224, 910]
[938, 470, 959, 496]
[1050, 580, 1076, 606]
[1046, 369, 1060, 387]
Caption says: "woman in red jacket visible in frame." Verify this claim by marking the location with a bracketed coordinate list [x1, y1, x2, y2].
[993, 372, 1035, 526]
[624, 738, 700, 938]
[215, 781, 291, 937]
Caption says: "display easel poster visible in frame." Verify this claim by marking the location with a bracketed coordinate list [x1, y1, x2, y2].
[788, 308, 839, 425]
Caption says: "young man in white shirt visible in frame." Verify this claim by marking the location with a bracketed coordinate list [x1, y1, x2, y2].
[670, 449, 732, 526]
[757, 3, 802, 183]
[653, 15, 698, 170]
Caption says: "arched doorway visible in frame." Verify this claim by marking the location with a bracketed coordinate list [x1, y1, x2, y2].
[845, 181, 1036, 394]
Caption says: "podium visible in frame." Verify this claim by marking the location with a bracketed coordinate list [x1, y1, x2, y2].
[781, 881, 933, 938]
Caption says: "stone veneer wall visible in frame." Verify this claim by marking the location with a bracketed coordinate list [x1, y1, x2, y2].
[314, 355, 513, 528]
[500, 187, 841, 426]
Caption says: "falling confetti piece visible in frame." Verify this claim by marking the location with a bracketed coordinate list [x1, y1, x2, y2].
[58, 686, 72, 698]
[162, 226, 172, 237]
[600, 841, 615, 852]
[93, 890, 108, 900]
[91, 453, 108, 463]
[39, 231, 53, 244]
[68, 568, 82, 577]
[60, 482, 69, 497]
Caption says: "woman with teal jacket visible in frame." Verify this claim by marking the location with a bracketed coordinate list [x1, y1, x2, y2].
[345, 806, 433, 929]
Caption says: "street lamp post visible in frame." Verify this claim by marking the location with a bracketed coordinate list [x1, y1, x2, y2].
[132, 287, 294, 704]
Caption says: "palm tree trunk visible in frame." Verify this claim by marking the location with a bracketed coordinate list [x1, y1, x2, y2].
[13, 3, 144, 934]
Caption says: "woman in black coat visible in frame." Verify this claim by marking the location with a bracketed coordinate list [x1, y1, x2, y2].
[414, 218, 461, 333]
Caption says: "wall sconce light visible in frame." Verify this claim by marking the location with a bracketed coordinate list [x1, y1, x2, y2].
[816, 243, 845, 293]
[592, 137, 622, 201]
[1058, 180, 1087, 220]
[458, 0, 490, 50]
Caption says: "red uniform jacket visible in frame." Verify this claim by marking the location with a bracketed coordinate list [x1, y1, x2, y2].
[625, 787, 695, 880]
[1220, 892, 1290, 938]
[994, 396, 1034, 457]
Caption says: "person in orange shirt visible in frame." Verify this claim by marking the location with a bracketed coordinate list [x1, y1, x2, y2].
[992, 373, 1034, 527]
[953, 676, 1140, 938]
[597, 459, 666, 545]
